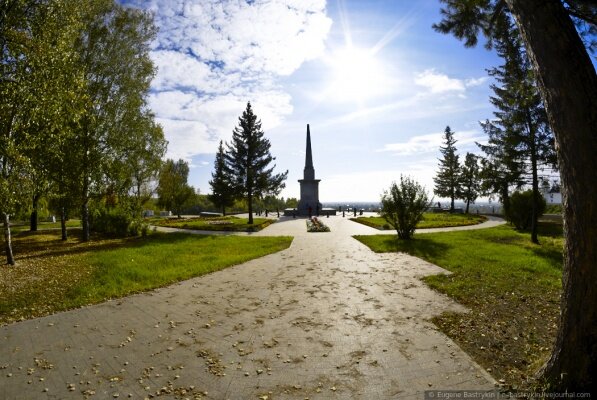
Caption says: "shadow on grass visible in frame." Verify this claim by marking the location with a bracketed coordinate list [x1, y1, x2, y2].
[354, 234, 452, 259]
[515, 222, 564, 268]
[529, 244, 563, 270]
[509, 221, 563, 239]
[392, 236, 452, 259]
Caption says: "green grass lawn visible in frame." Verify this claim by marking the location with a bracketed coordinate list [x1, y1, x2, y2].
[152, 215, 274, 232]
[351, 212, 487, 230]
[0, 231, 292, 324]
[354, 223, 563, 389]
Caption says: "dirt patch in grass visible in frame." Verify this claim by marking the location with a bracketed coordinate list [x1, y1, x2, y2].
[429, 285, 559, 388]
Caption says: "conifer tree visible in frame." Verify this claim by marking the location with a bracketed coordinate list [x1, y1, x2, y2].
[208, 141, 235, 215]
[225, 103, 288, 225]
[478, 15, 556, 243]
[459, 152, 481, 214]
[433, 126, 461, 211]
[477, 117, 525, 215]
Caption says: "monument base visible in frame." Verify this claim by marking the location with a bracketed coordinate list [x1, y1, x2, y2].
[283, 207, 337, 217]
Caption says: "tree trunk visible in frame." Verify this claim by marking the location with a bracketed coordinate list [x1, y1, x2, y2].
[222, 206, 226, 216]
[501, 184, 510, 216]
[247, 191, 253, 225]
[30, 194, 39, 232]
[465, 200, 470, 214]
[450, 195, 455, 212]
[507, 0, 597, 390]
[81, 173, 90, 241]
[3, 213, 15, 265]
[61, 206, 68, 241]
[81, 200, 90, 242]
[529, 123, 539, 244]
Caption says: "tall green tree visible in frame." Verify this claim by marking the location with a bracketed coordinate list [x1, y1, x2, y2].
[120, 112, 166, 218]
[1, 0, 83, 262]
[459, 152, 481, 213]
[157, 159, 194, 218]
[480, 14, 556, 243]
[477, 118, 525, 215]
[208, 140, 235, 215]
[433, 126, 461, 211]
[435, 0, 597, 389]
[72, 0, 157, 241]
[225, 102, 288, 224]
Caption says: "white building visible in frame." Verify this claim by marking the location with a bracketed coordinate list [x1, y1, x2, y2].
[541, 182, 562, 204]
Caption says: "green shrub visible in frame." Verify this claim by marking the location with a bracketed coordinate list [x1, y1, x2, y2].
[128, 219, 150, 237]
[506, 190, 546, 230]
[90, 207, 148, 237]
[90, 207, 131, 236]
[380, 176, 431, 240]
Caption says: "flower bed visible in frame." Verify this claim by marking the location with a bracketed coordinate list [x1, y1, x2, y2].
[306, 217, 330, 232]
[206, 219, 233, 225]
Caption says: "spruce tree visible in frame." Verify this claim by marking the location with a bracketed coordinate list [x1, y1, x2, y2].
[208, 141, 235, 215]
[459, 152, 481, 214]
[478, 15, 556, 243]
[477, 117, 525, 215]
[433, 126, 461, 211]
[225, 102, 288, 225]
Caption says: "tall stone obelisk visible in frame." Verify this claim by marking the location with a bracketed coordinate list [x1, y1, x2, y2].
[298, 124, 321, 216]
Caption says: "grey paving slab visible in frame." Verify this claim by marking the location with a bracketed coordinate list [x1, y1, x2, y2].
[0, 215, 501, 399]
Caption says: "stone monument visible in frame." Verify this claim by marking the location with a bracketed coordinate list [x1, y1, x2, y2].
[283, 124, 336, 217]
[297, 124, 321, 216]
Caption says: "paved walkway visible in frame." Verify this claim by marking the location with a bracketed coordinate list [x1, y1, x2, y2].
[0, 216, 503, 399]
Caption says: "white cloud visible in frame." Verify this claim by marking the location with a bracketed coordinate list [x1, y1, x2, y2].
[149, 89, 293, 160]
[414, 69, 487, 94]
[378, 130, 484, 155]
[465, 77, 488, 87]
[378, 133, 444, 155]
[415, 69, 465, 93]
[121, 0, 332, 161]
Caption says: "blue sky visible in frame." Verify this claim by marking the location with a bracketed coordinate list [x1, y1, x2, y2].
[121, 0, 503, 202]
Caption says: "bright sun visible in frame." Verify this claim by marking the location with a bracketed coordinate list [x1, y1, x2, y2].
[325, 46, 387, 102]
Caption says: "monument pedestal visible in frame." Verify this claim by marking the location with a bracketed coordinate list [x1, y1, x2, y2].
[298, 178, 321, 216]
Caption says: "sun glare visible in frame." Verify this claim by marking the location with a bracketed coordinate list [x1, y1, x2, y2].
[325, 46, 388, 102]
